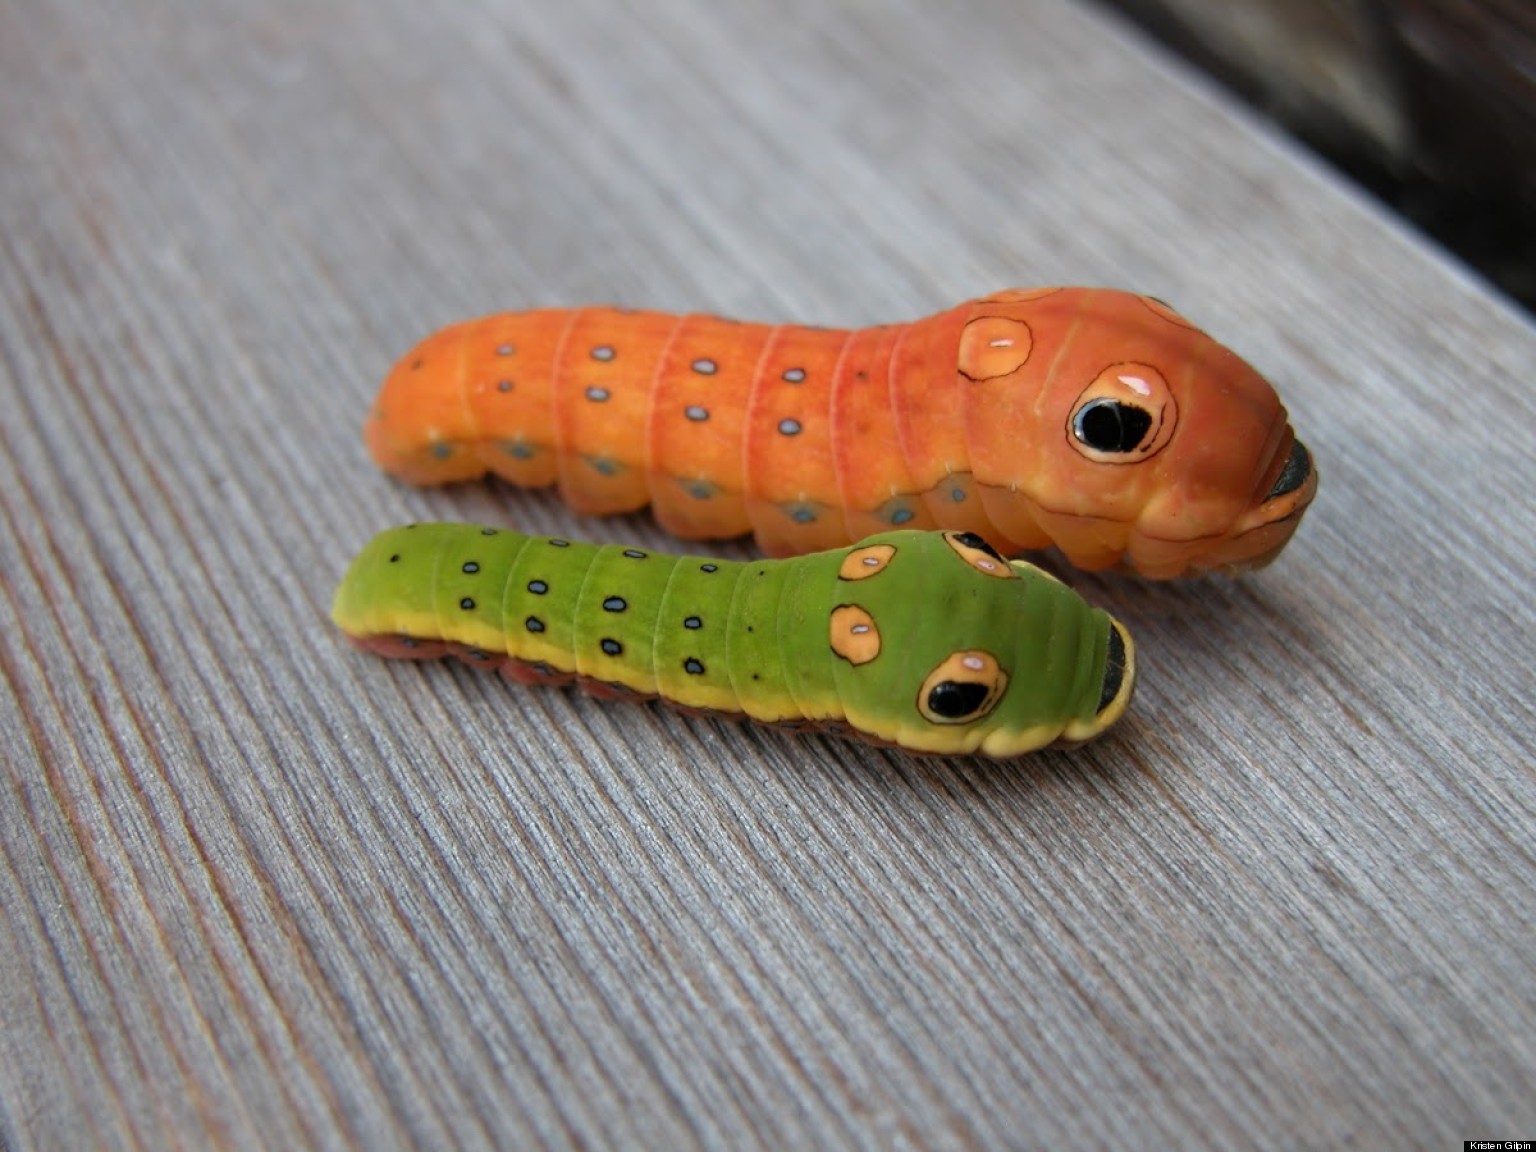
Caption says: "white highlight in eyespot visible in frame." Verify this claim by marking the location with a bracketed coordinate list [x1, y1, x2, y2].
[1119, 374, 1152, 396]
[989, 338, 1014, 348]
[962, 655, 986, 671]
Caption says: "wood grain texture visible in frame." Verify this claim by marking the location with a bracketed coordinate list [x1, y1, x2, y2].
[1, 0, 1532, 1148]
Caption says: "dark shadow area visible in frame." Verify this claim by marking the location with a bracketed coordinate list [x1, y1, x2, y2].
[1092, 0, 1536, 314]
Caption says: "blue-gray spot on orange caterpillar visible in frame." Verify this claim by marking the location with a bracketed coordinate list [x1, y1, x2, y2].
[585, 387, 610, 402]
[685, 405, 709, 422]
[504, 440, 535, 459]
[497, 379, 513, 392]
[497, 343, 516, 356]
[692, 359, 717, 375]
[590, 345, 615, 361]
[782, 368, 806, 382]
[778, 418, 802, 436]
[432, 442, 452, 459]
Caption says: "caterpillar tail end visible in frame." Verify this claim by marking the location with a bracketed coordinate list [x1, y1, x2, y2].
[330, 525, 443, 644]
[364, 330, 491, 486]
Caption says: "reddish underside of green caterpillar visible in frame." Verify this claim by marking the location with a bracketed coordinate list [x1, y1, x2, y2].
[345, 632, 917, 749]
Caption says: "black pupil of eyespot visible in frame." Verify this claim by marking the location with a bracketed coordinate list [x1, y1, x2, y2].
[1074, 399, 1152, 453]
[926, 680, 990, 719]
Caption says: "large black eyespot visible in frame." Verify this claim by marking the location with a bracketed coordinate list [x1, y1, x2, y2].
[1065, 362, 1177, 464]
[1073, 398, 1153, 454]
[926, 681, 991, 719]
[917, 651, 1008, 725]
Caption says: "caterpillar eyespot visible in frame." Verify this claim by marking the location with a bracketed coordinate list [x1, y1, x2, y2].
[365, 288, 1316, 579]
[1073, 398, 1154, 455]
[919, 651, 1008, 724]
[332, 525, 1137, 758]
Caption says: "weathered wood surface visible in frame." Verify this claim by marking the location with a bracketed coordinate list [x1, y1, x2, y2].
[1, 0, 1532, 1147]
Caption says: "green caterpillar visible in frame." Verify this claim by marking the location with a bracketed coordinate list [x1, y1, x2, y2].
[331, 524, 1136, 757]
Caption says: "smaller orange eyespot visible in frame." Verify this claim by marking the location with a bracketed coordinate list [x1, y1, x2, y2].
[917, 651, 1009, 725]
[838, 544, 896, 581]
[958, 316, 1033, 381]
[943, 531, 1016, 579]
[1066, 362, 1177, 464]
[829, 605, 882, 666]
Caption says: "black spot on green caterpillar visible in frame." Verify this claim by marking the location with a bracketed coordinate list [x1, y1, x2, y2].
[332, 525, 1136, 757]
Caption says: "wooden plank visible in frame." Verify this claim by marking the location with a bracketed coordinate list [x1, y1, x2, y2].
[1, 0, 1532, 1147]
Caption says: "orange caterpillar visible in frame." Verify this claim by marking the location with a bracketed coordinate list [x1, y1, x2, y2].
[365, 288, 1316, 579]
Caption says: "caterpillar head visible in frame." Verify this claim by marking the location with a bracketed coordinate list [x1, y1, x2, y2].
[826, 531, 1135, 757]
[959, 289, 1317, 579]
